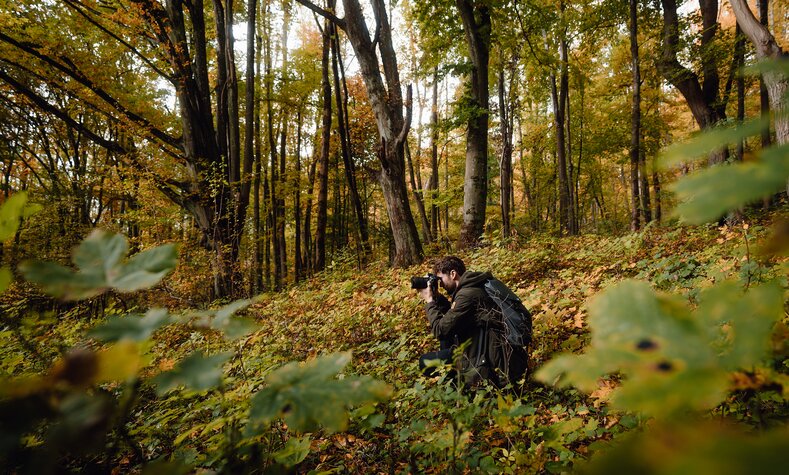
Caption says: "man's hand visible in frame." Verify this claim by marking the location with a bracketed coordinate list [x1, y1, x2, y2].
[418, 286, 435, 303]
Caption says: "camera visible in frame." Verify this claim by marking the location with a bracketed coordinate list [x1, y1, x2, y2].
[411, 273, 439, 290]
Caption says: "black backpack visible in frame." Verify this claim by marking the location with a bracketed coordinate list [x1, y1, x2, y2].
[483, 278, 533, 348]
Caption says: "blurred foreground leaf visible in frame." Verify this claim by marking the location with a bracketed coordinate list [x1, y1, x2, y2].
[152, 351, 231, 396]
[0, 192, 40, 241]
[579, 422, 789, 475]
[669, 143, 789, 224]
[536, 280, 783, 418]
[659, 118, 769, 169]
[89, 308, 171, 342]
[249, 352, 391, 433]
[20, 230, 176, 300]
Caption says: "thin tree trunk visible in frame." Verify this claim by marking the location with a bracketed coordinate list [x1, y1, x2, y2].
[498, 66, 513, 238]
[294, 109, 303, 283]
[246, 0, 259, 294]
[405, 141, 432, 243]
[314, 15, 331, 272]
[330, 25, 371, 259]
[630, 0, 641, 231]
[429, 69, 440, 238]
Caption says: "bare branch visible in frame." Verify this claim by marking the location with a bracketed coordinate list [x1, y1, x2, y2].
[293, 0, 346, 30]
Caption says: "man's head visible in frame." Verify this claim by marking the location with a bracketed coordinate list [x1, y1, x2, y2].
[432, 256, 466, 294]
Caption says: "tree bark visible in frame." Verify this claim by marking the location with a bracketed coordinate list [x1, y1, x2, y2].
[295, 0, 422, 267]
[314, 14, 331, 273]
[429, 70, 440, 239]
[730, 0, 788, 144]
[498, 66, 514, 239]
[456, 0, 491, 247]
[330, 23, 371, 259]
[629, 0, 641, 231]
[658, 0, 727, 164]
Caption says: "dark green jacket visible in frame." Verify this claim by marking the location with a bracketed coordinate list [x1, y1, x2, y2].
[425, 271, 512, 387]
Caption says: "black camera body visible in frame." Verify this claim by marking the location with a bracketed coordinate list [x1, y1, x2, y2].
[411, 273, 439, 290]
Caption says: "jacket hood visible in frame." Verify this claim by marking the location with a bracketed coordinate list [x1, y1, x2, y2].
[457, 271, 492, 290]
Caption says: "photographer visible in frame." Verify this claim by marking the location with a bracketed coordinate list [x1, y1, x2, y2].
[415, 256, 527, 389]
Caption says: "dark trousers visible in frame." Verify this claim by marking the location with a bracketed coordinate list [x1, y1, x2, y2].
[419, 339, 454, 377]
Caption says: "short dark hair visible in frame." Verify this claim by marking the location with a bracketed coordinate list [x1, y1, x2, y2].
[433, 256, 466, 276]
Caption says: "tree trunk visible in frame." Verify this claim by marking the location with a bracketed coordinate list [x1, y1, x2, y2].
[294, 0, 422, 266]
[730, 0, 788, 144]
[658, 0, 727, 164]
[498, 66, 513, 239]
[429, 69, 440, 238]
[314, 15, 331, 273]
[629, 0, 641, 231]
[457, 0, 490, 247]
[246, 0, 259, 294]
[330, 24, 371, 259]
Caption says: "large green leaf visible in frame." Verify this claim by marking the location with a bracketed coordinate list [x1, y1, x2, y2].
[152, 351, 231, 396]
[0, 192, 39, 241]
[536, 279, 783, 418]
[88, 308, 171, 342]
[669, 143, 789, 224]
[248, 352, 391, 433]
[19, 230, 177, 300]
[658, 118, 769, 170]
[0, 267, 11, 294]
[272, 435, 312, 467]
[187, 299, 259, 340]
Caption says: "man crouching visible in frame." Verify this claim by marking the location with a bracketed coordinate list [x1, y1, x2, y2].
[416, 256, 528, 390]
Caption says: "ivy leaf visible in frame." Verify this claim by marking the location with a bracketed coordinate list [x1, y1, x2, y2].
[88, 308, 171, 343]
[248, 352, 391, 433]
[152, 351, 231, 396]
[670, 143, 789, 224]
[19, 230, 177, 300]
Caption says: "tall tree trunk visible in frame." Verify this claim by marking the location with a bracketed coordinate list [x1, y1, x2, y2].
[456, 0, 491, 247]
[264, 0, 281, 290]
[730, 0, 788, 144]
[246, 0, 259, 294]
[314, 15, 331, 272]
[276, 0, 291, 283]
[429, 69, 440, 238]
[758, 0, 772, 150]
[658, 0, 727, 164]
[330, 24, 371, 259]
[629, 0, 641, 231]
[295, 0, 422, 267]
[294, 109, 303, 282]
[498, 66, 514, 239]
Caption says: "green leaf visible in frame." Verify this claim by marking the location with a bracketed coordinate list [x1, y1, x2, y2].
[696, 281, 784, 370]
[0, 267, 11, 293]
[20, 230, 177, 300]
[670, 143, 789, 224]
[535, 279, 766, 418]
[152, 351, 231, 396]
[0, 192, 30, 241]
[88, 308, 171, 342]
[111, 244, 178, 292]
[248, 352, 391, 433]
[210, 299, 259, 339]
[272, 435, 311, 467]
[658, 118, 769, 169]
[18, 261, 104, 299]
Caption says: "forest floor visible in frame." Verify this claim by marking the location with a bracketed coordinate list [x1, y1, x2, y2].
[4, 208, 788, 473]
[230, 209, 787, 473]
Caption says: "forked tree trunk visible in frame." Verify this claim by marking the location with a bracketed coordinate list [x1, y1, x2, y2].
[730, 0, 788, 145]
